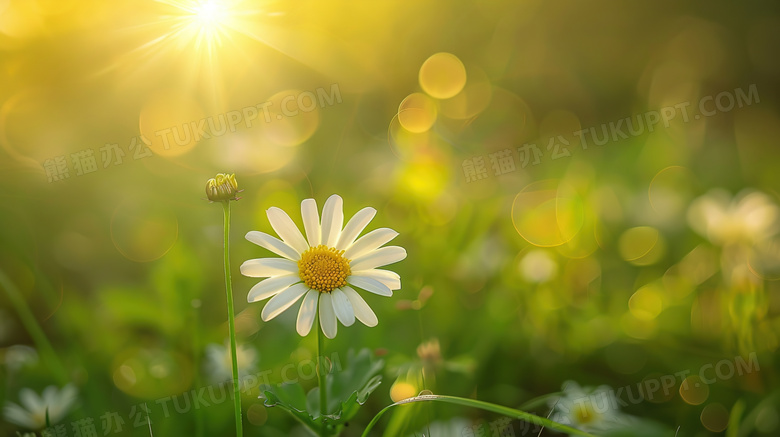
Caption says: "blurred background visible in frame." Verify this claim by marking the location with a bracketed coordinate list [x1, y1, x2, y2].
[1, 0, 780, 435]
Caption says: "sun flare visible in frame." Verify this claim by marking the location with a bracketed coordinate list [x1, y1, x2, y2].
[158, 0, 239, 53]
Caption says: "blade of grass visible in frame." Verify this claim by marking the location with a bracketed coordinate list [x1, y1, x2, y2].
[361, 394, 595, 437]
[518, 392, 562, 411]
[0, 268, 68, 383]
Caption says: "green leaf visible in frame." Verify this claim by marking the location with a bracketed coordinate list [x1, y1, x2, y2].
[261, 348, 385, 436]
[259, 383, 315, 432]
[727, 399, 745, 437]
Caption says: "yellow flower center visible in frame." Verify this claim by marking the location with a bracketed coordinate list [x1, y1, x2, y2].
[573, 402, 600, 425]
[297, 245, 351, 293]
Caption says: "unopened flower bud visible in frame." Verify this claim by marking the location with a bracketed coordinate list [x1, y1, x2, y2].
[206, 173, 240, 202]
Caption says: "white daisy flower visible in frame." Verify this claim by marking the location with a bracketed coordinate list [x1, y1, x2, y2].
[241, 194, 406, 339]
[3, 384, 77, 430]
[204, 341, 259, 383]
[549, 381, 629, 435]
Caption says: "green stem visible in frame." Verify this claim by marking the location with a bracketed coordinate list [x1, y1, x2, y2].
[222, 202, 243, 437]
[190, 301, 205, 437]
[361, 394, 596, 437]
[0, 268, 68, 383]
[317, 302, 327, 437]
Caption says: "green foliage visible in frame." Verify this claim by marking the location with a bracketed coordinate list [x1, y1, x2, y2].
[261, 349, 384, 436]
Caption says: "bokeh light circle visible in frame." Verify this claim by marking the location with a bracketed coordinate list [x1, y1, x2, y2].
[439, 66, 492, 120]
[629, 283, 664, 320]
[139, 91, 205, 157]
[700, 403, 729, 432]
[111, 199, 178, 262]
[554, 178, 598, 259]
[463, 87, 534, 148]
[511, 180, 585, 247]
[649, 166, 696, 218]
[247, 403, 268, 426]
[260, 89, 321, 146]
[618, 226, 666, 266]
[212, 130, 296, 175]
[679, 375, 709, 405]
[419, 52, 467, 99]
[387, 114, 444, 161]
[398, 93, 438, 133]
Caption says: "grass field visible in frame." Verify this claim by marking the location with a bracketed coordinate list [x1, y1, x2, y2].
[1, 1, 780, 436]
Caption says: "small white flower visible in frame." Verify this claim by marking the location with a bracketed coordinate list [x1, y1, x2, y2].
[204, 341, 258, 383]
[4, 345, 39, 372]
[688, 189, 779, 246]
[3, 384, 77, 430]
[241, 194, 406, 339]
[549, 381, 628, 435]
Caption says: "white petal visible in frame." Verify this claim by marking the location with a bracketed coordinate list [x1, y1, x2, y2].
[245, 231, 300, 260]
[19, 388, 41, 413]
[343, 228, 399, 260]
[348, 275, 393, 297]
[331, 288, 355, 326]
[319, 293, 338, 339]
[261, 283, 309, 321]
[267, 207, 309, 254]
[296, 290, 319, 336]
[59, 384, 78, 403]
[342, 286, 378, 327]
[3, 403, 37, 429]
[320, 194, 344, 247]
[58, 385, 78, 417]
[47, 385, 76, 423]
[336, 207, 376, 250]
[240, 258, 298, 278]
[350, 246, 407, 271]
[351, 269, 401, 290]
[247, 275, 300, 302]
[301, 198, 321, 248]
[42, 386, 58, 408]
